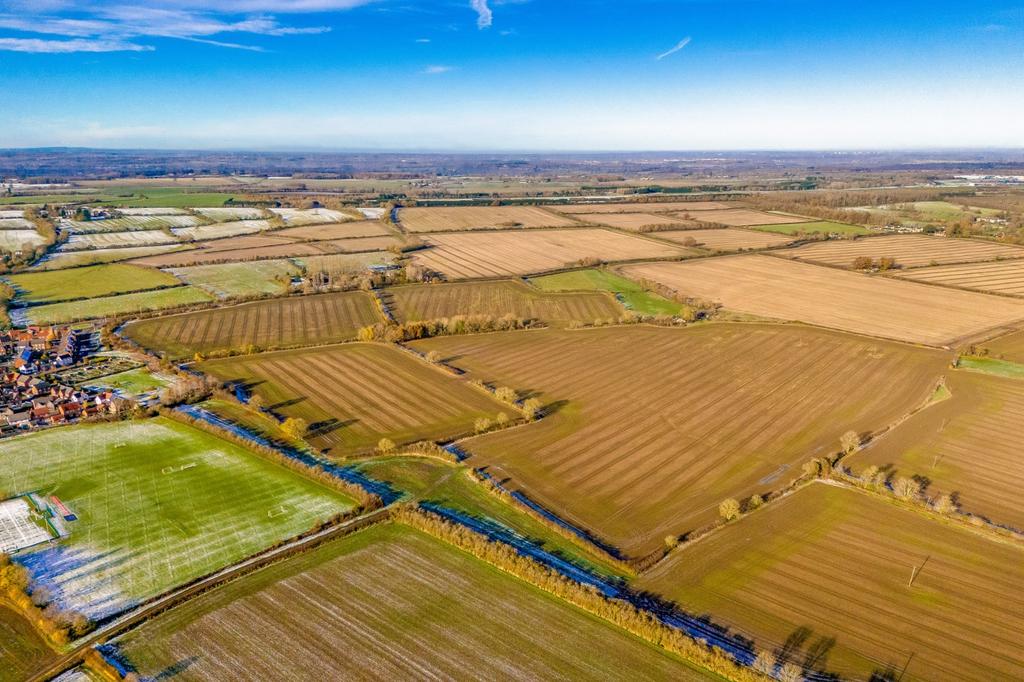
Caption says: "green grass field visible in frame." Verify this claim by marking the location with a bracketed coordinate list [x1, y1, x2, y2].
[749, 220, 873, 236]
[114, 523, 713, 681]
[97, 189, 237, 208]
[530, 268, 683, 316]
[957, 355, 1024, 379]
[82, 367, 169, 396]
[2, 418, 354, 620]
[171, 259, 300, 299]
[6, 263, 181, 304]
[23, 285, 214, 324]
[31, 245, 189, 271]
[354, 456, 627, 579]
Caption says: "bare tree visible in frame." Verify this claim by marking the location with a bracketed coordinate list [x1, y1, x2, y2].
[840, 430, 860, 454]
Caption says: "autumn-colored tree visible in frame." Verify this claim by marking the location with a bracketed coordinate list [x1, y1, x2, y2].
[281, 417, 308, 440]
[522, 398, 542, 421]
[474, 417, 492, 434]
[719, 498, 741, 521]
[377, 437, 396, 454]
[494, 386, 518, 404]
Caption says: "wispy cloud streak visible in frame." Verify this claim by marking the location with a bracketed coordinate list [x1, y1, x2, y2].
[656, 36, 691, 60]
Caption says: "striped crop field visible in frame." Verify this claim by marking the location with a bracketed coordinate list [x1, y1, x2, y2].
[575, 212, 693, 231]
[398, 206, 580, 232]
[275, 220, 391, 240]
[114, 524, 711, 681]
[785, 234, 1024, 269]
[385, 280, 621, 325]
[411, 324, 947, 556]
[412, 229, 691, 279]
[657, 228, 795, 251]
[124, 290, 381, 358]
[0, 605, 55, 681]
[895, 258, 1024, 295]
[849, 370, 1024, 531]
[554, 201, 734, 214]
[682, 209, 810, 226]
[201, 343, 506, 455]
[623, 255, 1024, 346]
[638, 483, 1024, 682]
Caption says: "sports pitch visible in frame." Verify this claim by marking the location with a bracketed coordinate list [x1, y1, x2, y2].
[0, 418, 355, 620]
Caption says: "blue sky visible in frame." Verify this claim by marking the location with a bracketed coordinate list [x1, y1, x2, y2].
[0, 0, 1021, 150]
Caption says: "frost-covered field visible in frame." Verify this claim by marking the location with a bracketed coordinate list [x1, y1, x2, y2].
[0, 217, 34, 229]
[115, 524, 698, 680]
[61, 230, 180, 251]
[0, 229, 45, 251]
[269, 207, 351, 226]
[31, 244, 187, 270]
[0, 209, 27, 218]
[172, 219, 271, 241]
[195, 207, 267, 221]
[64, 215, 201, 233]
[117, 207, 189, 216]
[2, 418, 353, 620]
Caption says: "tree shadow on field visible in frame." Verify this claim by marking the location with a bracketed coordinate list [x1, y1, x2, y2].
[269, 396, 308, 411]
[540, 399, 570, 417]
[154, 656, 201, 680]
[774, 626, 842, 681]
[308, 418, 356, 437]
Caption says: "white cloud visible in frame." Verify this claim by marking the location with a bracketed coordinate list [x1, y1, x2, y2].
[415, 37, 430, 43]
[423, 64, 453, 74]
[0, 1, 347, 53]
[0, 37, 152, 52]
[471, 0, 491, 29]
[656, 36, 690, 61]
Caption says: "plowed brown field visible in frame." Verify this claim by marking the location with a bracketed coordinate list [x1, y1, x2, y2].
[623, 256, 1024, 346]
[638, 483, 1024, 682]
[896, 257, 1024, 295]
[785, 234, 1024, 269]
[201, 343, 505, 454]
[124, 290, 380, 358]
[413, 229, 690, 279]
[680, 209, 810, 226]
[576, 212, 693, 231]
[399, 206, 579, 232]
[658, 228, 794, 251]
[386, 279, 621, 325]
[411, 324, 947, 555]
[116, 524, 711, 681]
[850, 370, 1024, 531]
[556, 201, 733, 214]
